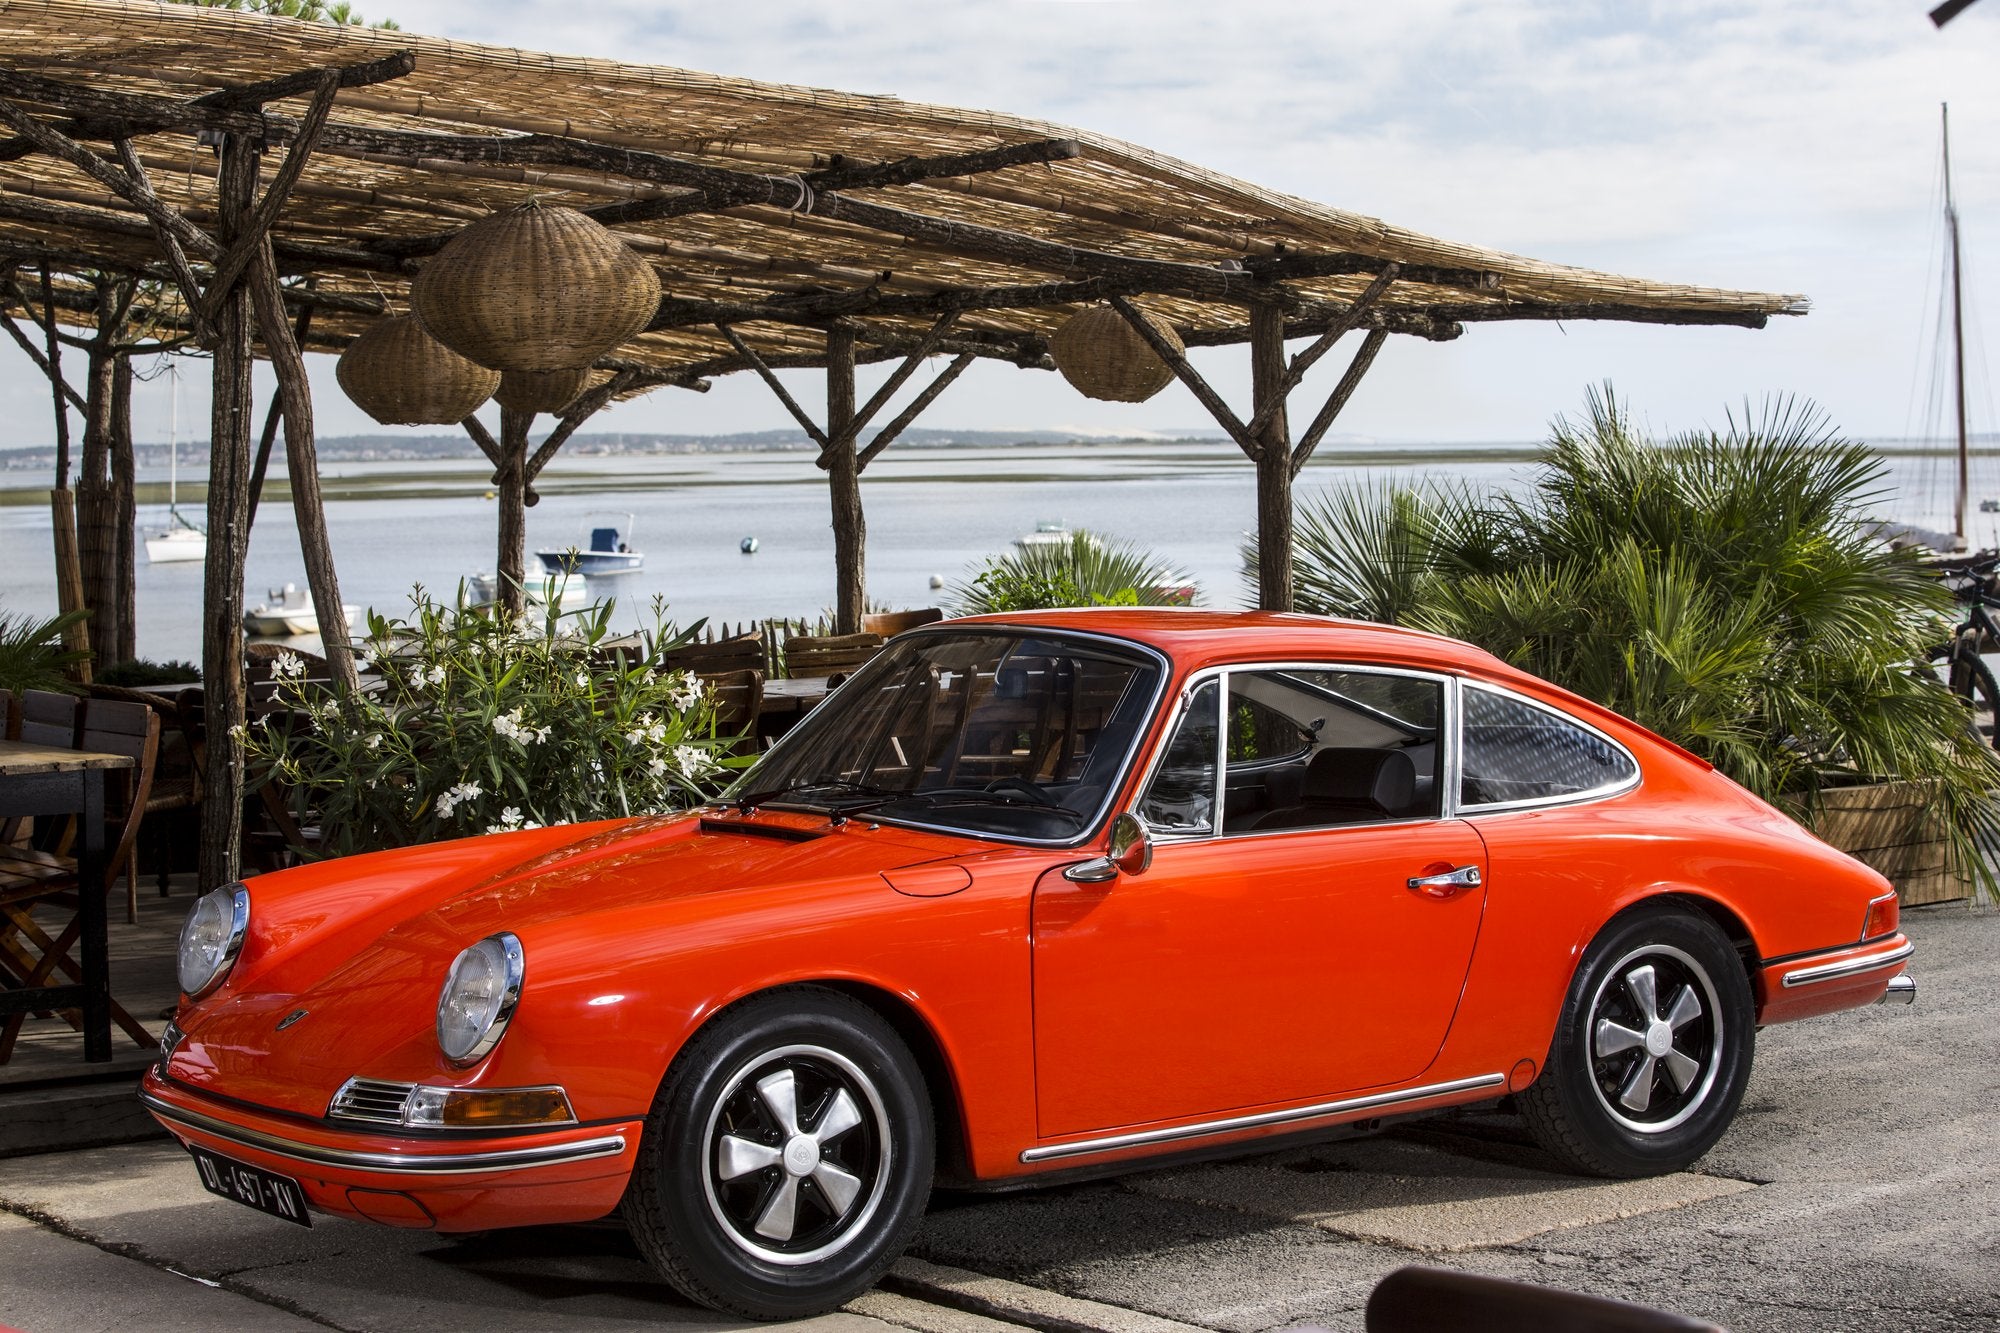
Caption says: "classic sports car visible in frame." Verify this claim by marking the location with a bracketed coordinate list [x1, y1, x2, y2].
[144, 611, 1915, 1318]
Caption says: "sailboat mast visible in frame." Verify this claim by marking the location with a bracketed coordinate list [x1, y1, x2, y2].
[1946, 103, 1971, 543]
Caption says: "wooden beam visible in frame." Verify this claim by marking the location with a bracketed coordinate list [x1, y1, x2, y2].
[109, 138, 214, 343]
[0, 100, 221, 259]
[857, 352, 975, 471]
[0, 68, 270, 139]
[1243, 265, 1397, 442]
[461, 413, 504, 470]
[1292, 328, 1387, 474]
[837, 312, 958, 450]
[825, 324, 864, 635]
[202, 69, 343, 314]
[1250, 302, 1292, 610]
[246, 292, 314, 531]
[1428, 301, 1773, 330]
[716, 324, 830, 449]
[1107, 294, 1255, 453]
[523, 369, 640, 486]
[0, 306, 87, 414]
[192, 51, 417, 112]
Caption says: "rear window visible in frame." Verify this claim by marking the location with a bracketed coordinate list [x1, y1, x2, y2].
[1459, 686, 1638, 809]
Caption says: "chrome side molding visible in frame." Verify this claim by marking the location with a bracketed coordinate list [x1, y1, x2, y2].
[1875, 972, 1917, 1006]
[1019, 1072, 1507, 1164]
[1779, 940, 1914, 989]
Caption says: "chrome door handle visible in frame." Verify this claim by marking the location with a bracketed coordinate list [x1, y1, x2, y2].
[1407, 864, 1482, 898]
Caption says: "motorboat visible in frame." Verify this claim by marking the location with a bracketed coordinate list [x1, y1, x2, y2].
[145, 361, 206, 564]
[243, 583, 357, 637]
[537, 512, 643, 576]
[1012, 521, 1101, 553]
[469, 572, 589, 610]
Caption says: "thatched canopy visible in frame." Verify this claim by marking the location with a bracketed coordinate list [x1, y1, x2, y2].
[0, 0, 1804, 384]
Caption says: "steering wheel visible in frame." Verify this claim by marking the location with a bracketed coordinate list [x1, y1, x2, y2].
[983, 776, 1058, 807]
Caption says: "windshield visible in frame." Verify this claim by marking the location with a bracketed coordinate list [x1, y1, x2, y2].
[731, 629, 1164, 843]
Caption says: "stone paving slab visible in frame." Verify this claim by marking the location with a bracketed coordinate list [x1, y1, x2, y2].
[1123, 1138, 1757, 1251]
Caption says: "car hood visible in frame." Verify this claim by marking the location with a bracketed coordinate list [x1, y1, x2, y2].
[166, 810, 964, 1118]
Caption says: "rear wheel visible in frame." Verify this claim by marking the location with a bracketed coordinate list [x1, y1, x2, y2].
[625, 989, 933, 1319]
[1521, 904, 1753, 1178]
[1946, 646, 2000, 748]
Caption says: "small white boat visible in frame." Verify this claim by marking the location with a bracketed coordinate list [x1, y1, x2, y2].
[469, 572, 589, 610]
[537, 512, 643, 576]
[145, 362, 206, 564]
[243, 583, 358, 637]
[1013, 521, 1100, 553]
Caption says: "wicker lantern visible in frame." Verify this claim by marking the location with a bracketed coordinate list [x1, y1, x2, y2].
[411, 201, 661, 372]
[494, 368, 593, 415]
[1050, 304, 1183, 403]
[335, 315, 500, 425]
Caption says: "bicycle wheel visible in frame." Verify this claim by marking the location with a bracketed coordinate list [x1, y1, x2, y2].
[1946, 645, 2000, 748]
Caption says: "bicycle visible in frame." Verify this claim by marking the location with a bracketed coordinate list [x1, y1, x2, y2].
[1925, 551, 2000, 748]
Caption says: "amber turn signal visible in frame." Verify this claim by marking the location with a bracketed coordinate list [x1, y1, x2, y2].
[404, 1085, 576, 1128]
[1862, 891, 1899, 941]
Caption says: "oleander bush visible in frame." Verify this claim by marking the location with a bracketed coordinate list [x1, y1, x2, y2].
[240, 589, 743, 857]
[1270, 387, 2000, 896]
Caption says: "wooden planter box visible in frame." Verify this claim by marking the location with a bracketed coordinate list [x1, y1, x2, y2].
[1811, 781, 1973, 906]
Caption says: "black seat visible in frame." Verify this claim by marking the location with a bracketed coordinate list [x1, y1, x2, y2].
[1249, 748, 1416, 830]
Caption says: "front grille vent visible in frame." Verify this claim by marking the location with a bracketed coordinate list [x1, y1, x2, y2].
[328, 1077, 416, 1126]
[157, 1020, 184, 1070]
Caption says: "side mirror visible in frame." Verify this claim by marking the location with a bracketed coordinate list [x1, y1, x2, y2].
[1063, 812, 1152, 884]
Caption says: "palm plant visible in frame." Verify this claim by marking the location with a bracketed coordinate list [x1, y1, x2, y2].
[0, 605, 88, 696]
[1281, 387, 2000, 895]
[949, 531, 1198, 615]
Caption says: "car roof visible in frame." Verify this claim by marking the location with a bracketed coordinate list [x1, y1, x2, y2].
[944, 608, 1514, 675]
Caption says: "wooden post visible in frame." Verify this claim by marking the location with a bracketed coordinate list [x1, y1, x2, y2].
[825, 324, 864, 635]
[48, 487, 90, 682]
[197, 131, 260, 891]
[1250, 302, 1294, 613]
[496, 405, 532, 616]
[109, 354, 136, 666]
[247, 240, 358, 691]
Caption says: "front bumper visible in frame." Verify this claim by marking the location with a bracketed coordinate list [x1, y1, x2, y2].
[141, 1070, 641, 1231]
[1758, 933, 1914, 1025]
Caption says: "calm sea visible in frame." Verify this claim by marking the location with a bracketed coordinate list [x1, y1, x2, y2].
[0, 439, 1992, 663]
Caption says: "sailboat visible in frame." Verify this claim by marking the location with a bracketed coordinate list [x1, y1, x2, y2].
[144, 360, 206, 564]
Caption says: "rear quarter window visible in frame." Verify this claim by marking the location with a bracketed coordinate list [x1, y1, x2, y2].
[1459, 685, 1639, 809]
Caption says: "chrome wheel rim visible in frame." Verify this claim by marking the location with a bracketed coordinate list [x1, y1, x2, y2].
[1586, 943, 1724, 1134]
[699, 1043, 891, 1265]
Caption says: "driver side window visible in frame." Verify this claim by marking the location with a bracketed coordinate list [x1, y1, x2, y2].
[1135, 680, 1219, 835]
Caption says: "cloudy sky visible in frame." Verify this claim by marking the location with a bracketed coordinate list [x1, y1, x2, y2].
[15, 0, 2000, 446]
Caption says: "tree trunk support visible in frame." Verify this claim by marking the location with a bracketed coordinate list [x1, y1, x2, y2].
[246, 295, 315, 532]
[48, 487, 90, 681]
[197, 131, 260, 890]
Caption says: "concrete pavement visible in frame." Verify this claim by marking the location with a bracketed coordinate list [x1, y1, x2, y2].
[1, 904, 1993, 1332]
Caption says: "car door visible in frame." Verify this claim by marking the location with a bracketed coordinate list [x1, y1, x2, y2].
[1030, 665, 1490, 1138]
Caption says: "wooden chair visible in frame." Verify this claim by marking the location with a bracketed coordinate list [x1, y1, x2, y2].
[86, 685, 201, 906]
[15, 689, 80, 747]
[663, 632, 766, 678]
[862, 607, 945, 638]
[783, 631, 884, 682]
[0, 697, 159, 1060]
[704, 669, 764, 754]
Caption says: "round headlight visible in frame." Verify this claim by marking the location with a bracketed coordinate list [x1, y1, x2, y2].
[436, 933, 525, 1066]
[177, 883, 249, 998]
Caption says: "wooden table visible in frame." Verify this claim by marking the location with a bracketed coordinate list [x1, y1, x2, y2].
[756, 677, 834, 744]
[0, 740, 132, 1063]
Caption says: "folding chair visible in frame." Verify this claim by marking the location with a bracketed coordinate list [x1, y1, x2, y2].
[0, 697, 159, 1060]
[783, 631, 884, 682]
[703, 669, 765, 756]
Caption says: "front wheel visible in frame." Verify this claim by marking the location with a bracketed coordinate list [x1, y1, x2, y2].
[1946, 645, 2000, 749]
[1520, 904, 1753, 1178]
[625, 988, 934, 1319]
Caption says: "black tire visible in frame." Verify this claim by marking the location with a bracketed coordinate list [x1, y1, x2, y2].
[1946, 646, 2000, 749]
[624, 988, 933, 1320]
[1520, 904, 1754, 1178]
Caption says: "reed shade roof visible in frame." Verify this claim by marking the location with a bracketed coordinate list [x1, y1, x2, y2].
[410, 201, 661, 371]
[0, 0, 1806, 385]
[335, 314, 498, 425]
[1052, 304, 1183, 403]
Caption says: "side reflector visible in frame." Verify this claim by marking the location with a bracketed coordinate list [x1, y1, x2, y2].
[1863, 891, 1899, 941]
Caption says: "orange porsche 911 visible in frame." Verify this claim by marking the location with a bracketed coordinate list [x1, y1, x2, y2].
[143, 610, 1915, 1318]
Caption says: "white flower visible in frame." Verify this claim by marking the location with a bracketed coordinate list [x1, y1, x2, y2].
[435, 779, 484, 820]
[647, 756, 669, 778]
[364, 733, 382, 751]
[624, 712, 667, 746]
[672, 744, 714, 780]
[574, 671, 591, 689]
[272, 649, 304, 679]
[667, 671, 704, 713]
[423, 664, 446, 687]
[484, 806, 526, 834]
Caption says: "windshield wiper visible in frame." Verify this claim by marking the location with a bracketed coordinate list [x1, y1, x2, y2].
[734, 778, 900, 813]
[883, 789, 1086, 821]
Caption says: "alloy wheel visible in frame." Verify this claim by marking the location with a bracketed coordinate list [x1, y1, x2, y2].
[1586, 943, 1725, 1134]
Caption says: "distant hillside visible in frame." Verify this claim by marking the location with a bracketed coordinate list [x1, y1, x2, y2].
[0, 426, 1233, 472]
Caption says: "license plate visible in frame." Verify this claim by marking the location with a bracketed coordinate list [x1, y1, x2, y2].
[188, 1144, 312, 1227]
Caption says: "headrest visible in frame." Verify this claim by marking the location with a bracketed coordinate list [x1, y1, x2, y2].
[1302, 747, 1416, 813]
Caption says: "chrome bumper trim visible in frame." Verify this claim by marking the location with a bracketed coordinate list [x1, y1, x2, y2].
[1876, 972, 1917, 1006]
[1780, 940, 1914, 989]
[140, 1089, 627, 1176]
[1019, 1072, 1507, 1164]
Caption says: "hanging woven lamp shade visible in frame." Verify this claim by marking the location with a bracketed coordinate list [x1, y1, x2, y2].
[494, 367, 593, 415]
[411, 201, 662, 372]
[1050, 304, 1183, 403]
[335, 315, 500, 425]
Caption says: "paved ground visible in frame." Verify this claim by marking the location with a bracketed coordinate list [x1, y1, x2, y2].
[0, 904, 1993, 1333]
